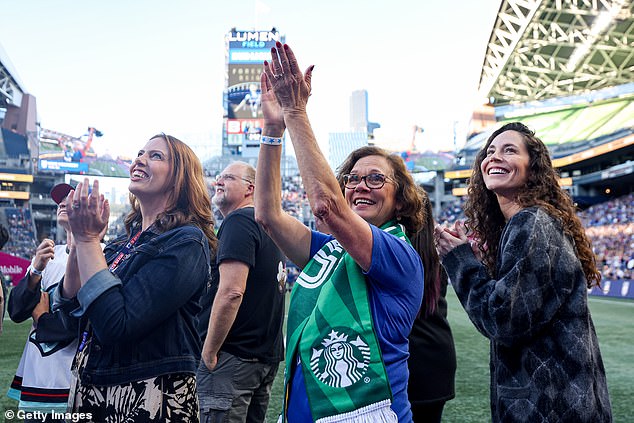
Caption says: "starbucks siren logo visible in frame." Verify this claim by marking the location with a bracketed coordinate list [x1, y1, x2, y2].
[310, 329, 371, 388]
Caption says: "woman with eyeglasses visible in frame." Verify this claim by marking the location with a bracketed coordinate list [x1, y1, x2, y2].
[255, 43, 425, 423]
[54, 134, 217, 422]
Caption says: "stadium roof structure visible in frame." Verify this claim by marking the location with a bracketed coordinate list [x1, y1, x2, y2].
[0, 43, 26, 109]
[479, 0, 634, 106]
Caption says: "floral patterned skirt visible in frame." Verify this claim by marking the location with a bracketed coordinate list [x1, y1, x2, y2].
[69, 372, 199, 422]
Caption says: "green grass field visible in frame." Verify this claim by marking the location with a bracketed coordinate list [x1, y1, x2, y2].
[265, 289, 634, 422]
[2, 289, 632, 422]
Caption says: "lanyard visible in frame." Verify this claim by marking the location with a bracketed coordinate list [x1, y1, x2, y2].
[78, 228, 145, 353]
[108, 229, 143, 272]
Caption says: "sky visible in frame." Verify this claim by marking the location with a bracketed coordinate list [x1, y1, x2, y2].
[0, 0, 502, 160]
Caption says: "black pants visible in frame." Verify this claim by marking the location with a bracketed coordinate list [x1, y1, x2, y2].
[411, 401, 446, 423]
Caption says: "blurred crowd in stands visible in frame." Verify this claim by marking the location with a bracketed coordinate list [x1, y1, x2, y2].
[579, 193, 634, 281]
[2, 208, 38, 260]
[438, 193, 634, 282]
[437, 197, 467, 225]
[2, 187, 633, 283]
[281, 176, 314, 228]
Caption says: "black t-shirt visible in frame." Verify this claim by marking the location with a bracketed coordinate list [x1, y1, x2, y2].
[201, 207, 285, 363]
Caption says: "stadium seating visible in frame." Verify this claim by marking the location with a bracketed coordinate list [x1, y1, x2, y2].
[0, 129, 29, 157]
[2, 207, 37, 260]
[436, 194, 634, 287]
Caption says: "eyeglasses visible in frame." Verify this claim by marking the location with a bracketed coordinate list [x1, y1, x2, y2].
[342, 173, 393, 190]
[215, 173, 253, 184]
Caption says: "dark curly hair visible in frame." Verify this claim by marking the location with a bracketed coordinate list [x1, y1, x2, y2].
[464, 122, 600, 288]
[335, 146, 426, 238]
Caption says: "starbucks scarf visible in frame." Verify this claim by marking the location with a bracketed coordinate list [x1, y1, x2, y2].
[283, 221, 409, 423]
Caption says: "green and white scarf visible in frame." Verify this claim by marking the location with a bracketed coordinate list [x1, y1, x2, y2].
[283, 221, 409, 422]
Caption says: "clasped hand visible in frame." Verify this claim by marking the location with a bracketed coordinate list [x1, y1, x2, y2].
[66, 178, 110, 243]
[434, 221, 469, 259]
[434, 220, 484, 261]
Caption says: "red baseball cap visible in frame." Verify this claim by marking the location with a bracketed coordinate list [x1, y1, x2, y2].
[50, 183, 74, 205]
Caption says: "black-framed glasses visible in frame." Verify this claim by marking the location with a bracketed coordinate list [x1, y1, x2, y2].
[215, 173, 253, 184]
[343, 173, 393, 190]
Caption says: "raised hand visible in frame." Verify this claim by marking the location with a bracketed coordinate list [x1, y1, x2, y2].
[263, 42, 314, 113]
[32, 239, 56, 273]
[260, 71, 285, 137]
[66, 178, 110, 243]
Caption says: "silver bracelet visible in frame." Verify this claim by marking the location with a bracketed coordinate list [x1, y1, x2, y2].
[260, 136, 283, 146]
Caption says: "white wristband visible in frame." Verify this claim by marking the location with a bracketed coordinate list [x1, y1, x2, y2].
[30, 267, 43, 276]
[260, 136, 283, 146]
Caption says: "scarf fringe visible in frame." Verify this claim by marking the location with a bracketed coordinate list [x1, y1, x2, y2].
[315, 400, 397, 423]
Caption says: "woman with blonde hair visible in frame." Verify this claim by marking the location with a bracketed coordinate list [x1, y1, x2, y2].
[55, 133, 216, 422]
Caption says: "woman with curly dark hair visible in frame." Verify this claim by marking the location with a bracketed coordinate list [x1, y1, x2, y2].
[435, 122, 612, 422]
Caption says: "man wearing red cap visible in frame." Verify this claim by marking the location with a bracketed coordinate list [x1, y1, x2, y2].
[50, 183, 74, 206]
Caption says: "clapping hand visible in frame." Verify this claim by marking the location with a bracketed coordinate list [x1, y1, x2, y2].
[66, 178, 110, 243]
[434, 221, 469, 259]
